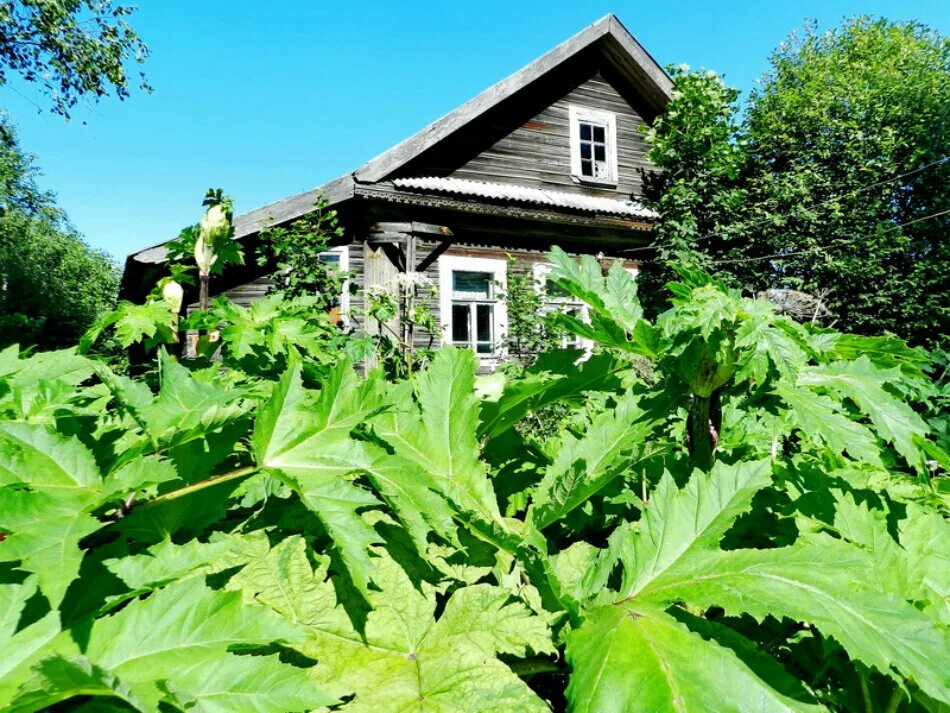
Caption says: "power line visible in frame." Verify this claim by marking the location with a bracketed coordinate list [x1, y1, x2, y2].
[620, 154, 950, 256]
[706, 207, 950, 266]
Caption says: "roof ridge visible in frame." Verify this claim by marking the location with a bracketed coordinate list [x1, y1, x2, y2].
[353, 16, 671, 184]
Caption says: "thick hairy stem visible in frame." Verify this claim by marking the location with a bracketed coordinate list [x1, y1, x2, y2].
[198, 273, 210, 312]
[688, 394, 714, 471]
[688, 389, 722, 471]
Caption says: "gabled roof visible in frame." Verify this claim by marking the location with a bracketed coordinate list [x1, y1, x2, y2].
[127, 14, 671, 266]
[354, 14, 672, 183]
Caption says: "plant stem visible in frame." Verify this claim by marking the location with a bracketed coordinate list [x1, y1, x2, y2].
[137, 465, 256, 510]
[508, 658, 564, 677]
[859, 670, 873, 713]
[884, 686, 905, 713]
[199, 273, 210, 312]
[688, 394, 714, 471]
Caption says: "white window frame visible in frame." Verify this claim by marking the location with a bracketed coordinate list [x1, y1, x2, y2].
[439, 254, 507, 363]
[534, 261, 640, 353]
[533, 262, 592, 352]
[319, 245, 350, 325]
[569, 105, 618, 186]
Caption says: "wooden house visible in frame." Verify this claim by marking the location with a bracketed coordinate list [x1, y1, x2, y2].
[120, 14, 672, 367]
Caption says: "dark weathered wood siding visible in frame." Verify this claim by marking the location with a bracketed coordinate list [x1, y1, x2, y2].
[190, 242, 361, 311]
[449, 73, 652, 198]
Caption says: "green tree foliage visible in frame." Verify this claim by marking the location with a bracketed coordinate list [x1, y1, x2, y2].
[0, 0, 149, 117]
[0, 115, 118, 350]
[256, 195, 347, 307]
[637, 65, 745, 316]
[739, 18, 950, 346]
[644, 18, 950, 347]
[0, 245, 946, 711]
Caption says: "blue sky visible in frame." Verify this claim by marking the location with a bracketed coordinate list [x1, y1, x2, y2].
[4, 0, 948, 260]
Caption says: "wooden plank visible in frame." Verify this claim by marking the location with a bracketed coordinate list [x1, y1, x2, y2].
[353, 14, 671, 184]
[449, 72, 654, 197]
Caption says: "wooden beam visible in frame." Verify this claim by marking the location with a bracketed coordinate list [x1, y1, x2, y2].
[416, 239, 454, 272]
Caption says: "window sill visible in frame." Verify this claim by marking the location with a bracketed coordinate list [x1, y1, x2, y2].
[570, 174, 618, 188]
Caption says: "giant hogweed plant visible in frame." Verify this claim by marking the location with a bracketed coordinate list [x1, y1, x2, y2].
[0, 247, 947, 712]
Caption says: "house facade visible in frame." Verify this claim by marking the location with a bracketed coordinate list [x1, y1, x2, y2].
[120, 15, 673, 366]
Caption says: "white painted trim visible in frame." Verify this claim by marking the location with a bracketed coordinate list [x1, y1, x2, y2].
[533, 262, 593, 352]
[569, 105, 618, 186]
[438, 254, 508, 363]
[320, 245, 351, 325]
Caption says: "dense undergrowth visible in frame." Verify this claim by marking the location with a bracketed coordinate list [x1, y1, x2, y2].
[0, 248, 947, 712]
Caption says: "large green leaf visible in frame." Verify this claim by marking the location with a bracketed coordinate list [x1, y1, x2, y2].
[830, 495, 949, 625]
[798, 356, 929, 467]
[478, 350, 619, 440]
[896, 503, 950, 625]
[373, 347, 507, 536]
[734, 309, 808, 383]
[547, 247, 646, 337]
[530, 390, 656, 529]
[0, 579, 61, 708]
[103, 536, 240, 591]
[0, 423, 105, 606]
[154, 653, 336, 713]
[775, 382, 884, 466]
[645, 536, 950, 704]
[0, 421, 101, 490]
[620, 459, 773, 597]
[143, 350, 248, 441]
[253, 360, 383, 596]
[82, 578, 324, 709]
[566, 601, 817, 713]
[137, 351, 251, 482]
[8, 655, 147, 713]
[235, 537, 552, 712]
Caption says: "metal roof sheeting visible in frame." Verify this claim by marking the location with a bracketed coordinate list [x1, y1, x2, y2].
[392, 176, 657, 219]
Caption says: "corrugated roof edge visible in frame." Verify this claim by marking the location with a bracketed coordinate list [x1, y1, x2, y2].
[392, 176, 658, 219]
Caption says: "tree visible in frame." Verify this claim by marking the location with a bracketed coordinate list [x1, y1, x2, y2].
[0, 0, 149, 117]
[643, 18, 950, 348]
[736, 17, 950, 347]
[255, 195, 347, 309]
[637, 65, 745, 318]
[0, 115, 117, 350]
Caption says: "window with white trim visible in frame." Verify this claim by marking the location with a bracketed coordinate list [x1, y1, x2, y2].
[533, 263, 590, 350]
[534, 261, 640, 351]
[319, 245, 350, 325]
[439, 255, 507, 359]
[569, 106, 618, 185]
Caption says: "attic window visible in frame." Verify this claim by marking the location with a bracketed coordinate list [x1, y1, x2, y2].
[569, 106, 618, 185]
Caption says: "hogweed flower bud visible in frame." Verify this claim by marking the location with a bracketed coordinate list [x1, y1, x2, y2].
[161, 279, 184, 314]
[195, 204, 230, 276]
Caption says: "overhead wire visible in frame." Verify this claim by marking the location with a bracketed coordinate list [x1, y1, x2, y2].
[620, 154, 950, 256]
[707, 207, 950, 265]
